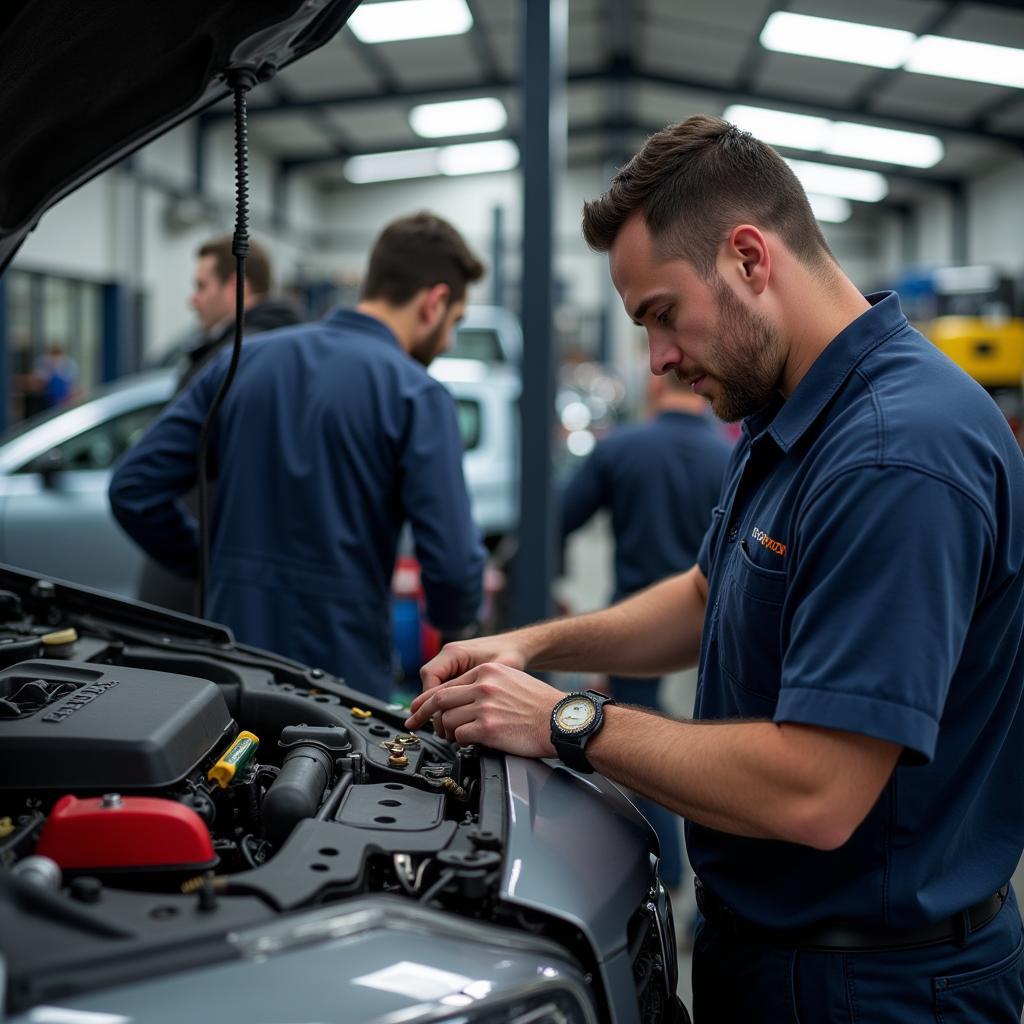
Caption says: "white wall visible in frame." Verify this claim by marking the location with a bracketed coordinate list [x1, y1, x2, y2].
[16, 177, 113, 281]
[12, 123, 333, 363]
[967, 157, 1024, 275]
[316, 164, 612, 310]
[913, 192, 955, 267]
[820, 217, 898, 292]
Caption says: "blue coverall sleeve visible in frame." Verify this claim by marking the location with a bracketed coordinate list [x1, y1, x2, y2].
[399, 382, 485, 632]
[107, 365, 222, 577]
[559, 443, 608, 539]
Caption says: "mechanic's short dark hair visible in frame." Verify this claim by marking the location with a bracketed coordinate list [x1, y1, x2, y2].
[362, 212, 485, 305]
[198, 236, 272, 296]
[582, 114, 834, 277]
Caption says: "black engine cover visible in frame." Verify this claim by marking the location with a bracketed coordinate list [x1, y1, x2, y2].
[0, 660, 232, 789]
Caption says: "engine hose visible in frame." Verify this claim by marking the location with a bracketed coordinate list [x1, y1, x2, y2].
[262, 744, 332, 846]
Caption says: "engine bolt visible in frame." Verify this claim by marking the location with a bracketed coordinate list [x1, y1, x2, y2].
[388, 754, 409, 767]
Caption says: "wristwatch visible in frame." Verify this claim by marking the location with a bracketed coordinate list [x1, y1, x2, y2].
[550, 690, 616, 774]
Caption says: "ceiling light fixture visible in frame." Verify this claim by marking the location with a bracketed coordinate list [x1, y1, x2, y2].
[348, 0, 472, 44]
[906, 35, 1024, 89]
[344, 148, 441, 183]
[760, 12, 914, 68]
[724, 105, 831, 150]
[761, 11, 1024, 89]
[725, 105, 943, 168]
[826, 122, 943, 168]
[786, 159, 889, 202]
[344, 140, 519, 183]
[806, 193, 852, 223]
[409, 98, 508, 138]
[437, 139, 519, 175]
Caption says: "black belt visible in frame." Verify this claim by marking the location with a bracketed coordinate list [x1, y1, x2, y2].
[694, 878, 1009, 953]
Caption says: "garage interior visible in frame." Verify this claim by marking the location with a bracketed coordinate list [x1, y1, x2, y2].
[2, 0, 1024, 1018]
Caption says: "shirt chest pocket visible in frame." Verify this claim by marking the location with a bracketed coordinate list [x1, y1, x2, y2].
[716, 540, 788, 706]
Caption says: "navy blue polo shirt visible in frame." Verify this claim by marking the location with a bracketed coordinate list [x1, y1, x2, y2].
[561, 411, 732, 600]
[110, 309, 485, 698]
[690, 292, 1024, 930]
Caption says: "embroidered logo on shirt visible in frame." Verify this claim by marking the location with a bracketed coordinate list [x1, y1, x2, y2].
[751, 527, 787, 557]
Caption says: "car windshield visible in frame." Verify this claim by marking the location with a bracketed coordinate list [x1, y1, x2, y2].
[0, 388, 99, 444]
[0, 375, 170, 446]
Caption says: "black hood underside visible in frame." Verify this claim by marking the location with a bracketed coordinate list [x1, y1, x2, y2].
[0, 0, 361, 273]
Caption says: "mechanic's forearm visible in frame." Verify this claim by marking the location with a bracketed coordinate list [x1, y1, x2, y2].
[586, 708, 895, 849]
[520, 567, 706, 676]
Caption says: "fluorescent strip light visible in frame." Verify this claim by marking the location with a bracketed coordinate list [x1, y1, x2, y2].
[349, 0, 472, 43]
[786, 159, 888, 202]
[806, 193, 851, 223]
[762, 12, 1024, 89]
[760, 12, 914, 69]
[344, 140, 518, 183]
[906, 35, 1024, 89]
[725, 105, 831, 150]
[725, 105, 943, 169]
[410, 98, 508, 139]
[344, 147, 440, 183]
[437, 139, 519, 175]
[825, 122, 943, 168]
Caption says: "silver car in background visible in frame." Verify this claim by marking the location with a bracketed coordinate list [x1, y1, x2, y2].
[0, 370, 172, 597]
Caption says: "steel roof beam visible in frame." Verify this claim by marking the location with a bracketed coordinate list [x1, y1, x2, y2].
[202, 67, 1024, 152]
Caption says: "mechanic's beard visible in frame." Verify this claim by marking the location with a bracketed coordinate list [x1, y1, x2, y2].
[706, 277, 786, 423]
[410, 320, 447, 367]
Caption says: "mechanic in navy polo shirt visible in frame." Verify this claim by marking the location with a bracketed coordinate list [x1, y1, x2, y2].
[111, 213, 486, 702]
[560, 370, 731, 892]
[406, 116, 1024, 1021]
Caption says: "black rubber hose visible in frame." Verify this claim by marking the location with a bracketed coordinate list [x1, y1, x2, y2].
[196, 68, 257, 619]
[262, 745, 333, 846]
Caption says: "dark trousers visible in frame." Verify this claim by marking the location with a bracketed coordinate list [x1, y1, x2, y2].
[608, 674, 684, 889]
[692, 885, 1024, 1023]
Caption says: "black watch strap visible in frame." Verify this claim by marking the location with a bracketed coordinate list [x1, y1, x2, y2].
[550, 690, 615, 774]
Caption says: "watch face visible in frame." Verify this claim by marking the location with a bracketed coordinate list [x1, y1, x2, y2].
[555, 697, 596, 734]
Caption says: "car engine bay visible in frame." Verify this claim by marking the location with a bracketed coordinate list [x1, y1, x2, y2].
[0, 567, 684, 1024]
[0, 573, 522, 1008]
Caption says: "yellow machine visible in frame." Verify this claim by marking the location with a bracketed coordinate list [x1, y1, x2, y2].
[923, 316, 1024, 391]
[904, 267, 1024, 444]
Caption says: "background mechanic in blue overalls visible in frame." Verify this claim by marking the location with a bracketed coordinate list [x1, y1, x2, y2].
[111, 213, 486, 702]
[406, 116, 1024, 1021]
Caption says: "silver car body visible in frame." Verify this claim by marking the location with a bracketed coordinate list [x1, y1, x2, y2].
[0, 371, 174, 597]
[9, 762, 665, 1024]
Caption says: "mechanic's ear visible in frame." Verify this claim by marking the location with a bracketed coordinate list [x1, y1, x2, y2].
[724, 225, 770, 296]
[421, 283, 450, 327]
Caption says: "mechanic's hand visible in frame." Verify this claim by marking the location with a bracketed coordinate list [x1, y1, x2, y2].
[406, 662, 559, 757]
[420, 633, 528, 691]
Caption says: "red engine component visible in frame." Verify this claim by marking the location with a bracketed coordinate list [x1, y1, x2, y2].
[36, 794, 215, 871]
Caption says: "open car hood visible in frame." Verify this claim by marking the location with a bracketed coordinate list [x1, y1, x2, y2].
[0, 0, 361, 273]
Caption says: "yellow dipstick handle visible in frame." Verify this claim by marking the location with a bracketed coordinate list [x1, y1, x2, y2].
[208, 730, 260, 789]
